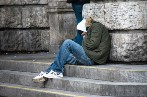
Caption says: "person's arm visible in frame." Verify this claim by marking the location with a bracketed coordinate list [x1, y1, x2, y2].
[83, 23, 103, 50]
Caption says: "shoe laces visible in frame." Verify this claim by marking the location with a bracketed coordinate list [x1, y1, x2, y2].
[49, 70, 61, 76]
[38, 72, 44, 76]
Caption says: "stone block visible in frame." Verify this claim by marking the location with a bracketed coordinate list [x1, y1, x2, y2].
[0, 7, 22, 28]
[0, 0, 22, 5]
[0, 30, 23, 51]
[83, 1, 147, 30]
[48, 0, 72, 12]
[22, 30, 42, 51]
[0, 6, 49, 28]
[104, 2, 145, 30]
[22, 30, 50, 51]
[0, 0, 48, 5]
[21, 0, 48, 5]
[22, 6, 49, 28]
[83, 3, 104, 22]
[110, 30, 147, 62]
[0, 30, 50, 51]
[91, 0, 144, 3]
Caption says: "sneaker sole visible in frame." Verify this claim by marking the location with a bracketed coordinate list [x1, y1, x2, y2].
[32, 77, 46, 83]
[44, 75, 62, 79]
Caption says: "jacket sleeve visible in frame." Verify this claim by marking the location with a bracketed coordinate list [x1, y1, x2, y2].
[83, 23, 103, 50]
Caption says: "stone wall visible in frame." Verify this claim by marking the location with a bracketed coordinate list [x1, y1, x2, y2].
[0, 0, 76, 52]
[83, 1, 147, 62]
[1, 0, 146, 62]
[0, 0, 49, 51]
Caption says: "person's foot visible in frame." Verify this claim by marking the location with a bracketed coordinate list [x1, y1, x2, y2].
[43, 70, 63, 78]
[32, 71, 46, 83]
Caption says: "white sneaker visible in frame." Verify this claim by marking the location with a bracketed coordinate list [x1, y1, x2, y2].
[32, 71, 46, 82]
[43, 70, 63, 78]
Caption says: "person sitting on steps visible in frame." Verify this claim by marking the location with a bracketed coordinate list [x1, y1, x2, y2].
[32, 17, 111, 82]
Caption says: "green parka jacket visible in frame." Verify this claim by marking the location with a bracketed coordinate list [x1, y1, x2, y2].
[82, 21, 111, 64]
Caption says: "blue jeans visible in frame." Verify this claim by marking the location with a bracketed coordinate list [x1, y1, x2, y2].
[72, 3, 84, 45]
[46, 39, 94, 73]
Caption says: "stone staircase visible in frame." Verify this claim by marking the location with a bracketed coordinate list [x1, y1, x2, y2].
[0, 52, 147, 97]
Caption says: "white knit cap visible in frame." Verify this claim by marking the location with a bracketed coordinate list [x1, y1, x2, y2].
[77, 19, 87, 32]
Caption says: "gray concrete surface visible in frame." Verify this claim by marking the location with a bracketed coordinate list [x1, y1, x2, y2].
[0, 70, 147, 96]
[0, 53, 147, 96]
[0, 52, 147, 83]
[0, 82, 101, 97]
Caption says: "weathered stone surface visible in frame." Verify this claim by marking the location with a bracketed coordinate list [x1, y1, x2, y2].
[83, 1, 147, 30]
[0, 1, 49, 51]
[110, 30, 147, 62]
[22, 6, 49, 28]
[0, 7, 22, 28]
[41, 30, 50, 50]
[0, 30, 23, 51]
[91, 0, 145, 3]
[0, 30, 50, 51]
[0, 0, 48, 5]
[47, 0, 75, 53]
[48, 0, 72, 12]
[22, 30, 50, 51]
[0, 6, 49, 28]
[49, 13, 76, 53]
[105, 2, 146, 30]
[22, 30, 42, 51]
[22, 0, 48, 4]
[0, 0, 22, 5]
[48, 0, 71, 8]
[83, 3, 104, 24]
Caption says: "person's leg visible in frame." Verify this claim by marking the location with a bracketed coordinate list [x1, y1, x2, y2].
[33, 39, 94, 81]
[72, 3, 84, 45]
[45, 39, 94, 74]
[72, 3, 83, 24]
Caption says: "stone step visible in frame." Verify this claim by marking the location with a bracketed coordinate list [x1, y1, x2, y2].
[0, 60, 50, 73]
[0, 59, 147, 83]
[64, 64, 147, 83]
[0, 70, 146, 96]
[0, 83, 101, 97]
[0, 52, 54, 72]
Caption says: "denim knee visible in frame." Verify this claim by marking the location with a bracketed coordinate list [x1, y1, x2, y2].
[62, 39, 73, 46]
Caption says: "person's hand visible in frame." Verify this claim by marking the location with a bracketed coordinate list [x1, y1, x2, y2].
[82, 32, 86, 36]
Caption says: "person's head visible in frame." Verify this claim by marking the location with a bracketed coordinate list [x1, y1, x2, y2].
[85, 17, 93, 27]
[77, 17, 93, 32]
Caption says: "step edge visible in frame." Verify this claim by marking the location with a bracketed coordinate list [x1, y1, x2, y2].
[0, 82, 100, 97]
[0, 60, 147, 72]
[0, 70, 147, 85]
